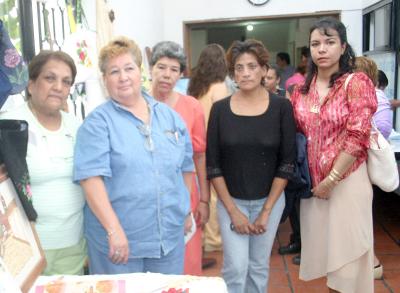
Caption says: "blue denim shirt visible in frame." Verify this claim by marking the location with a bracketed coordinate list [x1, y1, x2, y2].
[73, 92, 194, 258]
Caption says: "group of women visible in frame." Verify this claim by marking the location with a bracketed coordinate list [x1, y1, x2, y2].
[0, 16, 378, 293]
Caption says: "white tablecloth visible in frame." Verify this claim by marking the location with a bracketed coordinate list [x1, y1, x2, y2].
[30, 272, 228, 293]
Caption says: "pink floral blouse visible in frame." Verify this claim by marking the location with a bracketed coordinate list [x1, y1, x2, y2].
[291, 72, 377, 187]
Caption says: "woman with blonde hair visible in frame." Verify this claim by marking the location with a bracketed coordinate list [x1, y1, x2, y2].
[74, 37, 194, 274]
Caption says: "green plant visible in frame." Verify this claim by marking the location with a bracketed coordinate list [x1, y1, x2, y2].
[0, 0, 22, 52]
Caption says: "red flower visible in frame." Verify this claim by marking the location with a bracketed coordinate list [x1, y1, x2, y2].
[79, 51, 86, 62]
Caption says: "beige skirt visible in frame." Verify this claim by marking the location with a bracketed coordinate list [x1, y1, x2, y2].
[299, 163, 374, 292]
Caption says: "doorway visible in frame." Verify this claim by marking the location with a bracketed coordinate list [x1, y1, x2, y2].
[183, 12, 339, 72]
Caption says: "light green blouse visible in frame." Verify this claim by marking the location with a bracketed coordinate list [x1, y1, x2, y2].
[0, 103, 85, 249]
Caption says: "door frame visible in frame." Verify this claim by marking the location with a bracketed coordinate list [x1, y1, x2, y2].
[183, 11, 340, 72]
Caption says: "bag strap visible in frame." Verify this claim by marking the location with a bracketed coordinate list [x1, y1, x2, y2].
[344, 73, 354, 92]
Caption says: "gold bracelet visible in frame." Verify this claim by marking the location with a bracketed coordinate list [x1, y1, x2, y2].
[327, 174, 339, 185]
[331, 168, 342, 179]
[329, 171, 341, 181]
[329, 174, 340, 182]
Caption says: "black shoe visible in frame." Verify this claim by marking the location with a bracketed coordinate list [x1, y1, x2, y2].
[292, 254, 301, 265]
[278, 242, 301, 255]
[202, 257, 216, 270]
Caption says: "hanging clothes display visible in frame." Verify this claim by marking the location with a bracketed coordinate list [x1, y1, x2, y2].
[0, 120, 37, 222]
[0, 20, 28, 109]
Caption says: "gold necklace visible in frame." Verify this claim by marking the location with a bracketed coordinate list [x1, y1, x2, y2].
[309, 84, 327, 114]
[310, 104, 319, 114]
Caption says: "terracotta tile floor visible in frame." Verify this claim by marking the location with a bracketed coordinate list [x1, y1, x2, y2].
[202, 189, 400, 292]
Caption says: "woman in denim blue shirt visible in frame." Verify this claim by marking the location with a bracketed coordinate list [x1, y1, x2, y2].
[73, 37, 194, 274]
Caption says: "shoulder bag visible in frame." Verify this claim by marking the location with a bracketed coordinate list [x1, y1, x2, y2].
[345, 74, 399, 192]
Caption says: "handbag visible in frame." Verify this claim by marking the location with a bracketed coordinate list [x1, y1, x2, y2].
[344, 73, 399, 192]
[367, 124, 399, 192]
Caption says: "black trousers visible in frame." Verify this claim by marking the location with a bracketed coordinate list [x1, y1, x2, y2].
[289, 196, 301, 244]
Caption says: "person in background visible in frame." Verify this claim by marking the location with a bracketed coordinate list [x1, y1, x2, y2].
[354, 56, 392, 280]
[279, 46, 311, 266]
[378, 70, 400, 112]
[207, 39, 296, 293]
[285, 47, 310, 92]
[276, 52, 295, 90]
[74, 37, 194, 275]
[264, 66, 285, 98]
[291, 17, 376, 292]
[0, 50, 86, 275]
[149, 40, 210, 276]
[188, 43, 231, 258]
[174, 67, 190, 95]
[355, 57, 392, 139]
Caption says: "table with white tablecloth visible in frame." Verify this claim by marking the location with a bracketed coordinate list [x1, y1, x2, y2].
[29, 272, 228, 293]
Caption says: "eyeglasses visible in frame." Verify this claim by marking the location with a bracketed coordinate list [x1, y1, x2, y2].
[137, 124, 154, 152]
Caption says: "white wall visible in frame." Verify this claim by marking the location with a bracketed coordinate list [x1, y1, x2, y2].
[107, 0, 163, 49]
[341, 9, 364, 55]
[160, 0, 365, 54]
[92, 0, 380, 56]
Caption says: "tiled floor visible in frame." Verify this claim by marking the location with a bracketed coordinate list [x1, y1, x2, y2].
[202, 189, 400, 292]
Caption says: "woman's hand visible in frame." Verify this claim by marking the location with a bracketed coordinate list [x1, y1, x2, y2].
[229, 207, 253, 235]
[184, 213, 193, 235]
[312, 176, 336, 199]
[194, 201, 210, 229]
[252, 209, 270, 235]
[108, 225, 129, 264]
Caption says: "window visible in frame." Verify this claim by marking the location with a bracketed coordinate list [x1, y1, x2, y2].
[0, 0, 22, 52]
[363, 0, 394, 52]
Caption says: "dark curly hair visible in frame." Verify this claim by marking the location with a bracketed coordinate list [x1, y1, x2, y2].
[226, 39, 269, 85]
[187, 44, 228, 98]
[301, 17, 355, 94]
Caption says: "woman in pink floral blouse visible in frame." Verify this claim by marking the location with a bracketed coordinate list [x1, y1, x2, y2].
[290, 17, 377, 293]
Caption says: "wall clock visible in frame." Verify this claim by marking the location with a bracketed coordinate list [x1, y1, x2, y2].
[247, 0, 270, 6]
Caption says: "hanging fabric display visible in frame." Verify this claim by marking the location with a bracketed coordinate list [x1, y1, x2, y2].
[0, 20, 28, 109]
[66, 0, 77, 33]
[0, 120, 37, 222]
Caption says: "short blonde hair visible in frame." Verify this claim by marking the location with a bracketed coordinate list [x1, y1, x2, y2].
[99, 36, 142, 74]
[355, 56, 378, 86]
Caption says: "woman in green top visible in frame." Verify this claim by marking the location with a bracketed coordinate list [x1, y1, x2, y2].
[0, 51, 86, 275]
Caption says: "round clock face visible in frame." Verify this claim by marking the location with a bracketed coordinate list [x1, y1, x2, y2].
[248, 0, 270, 6]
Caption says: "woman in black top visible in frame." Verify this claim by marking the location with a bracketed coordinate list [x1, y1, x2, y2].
[206, 39, 296, 293]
